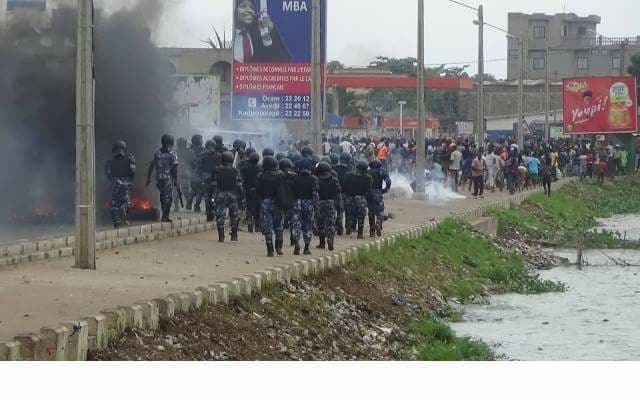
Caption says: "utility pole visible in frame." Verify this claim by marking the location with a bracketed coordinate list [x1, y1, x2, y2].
[477, 4, 485, 145]
[414, 0, 426, 199]
[620, 42, 627, 77]
[74, 0, 96, 270]
[517, 37, 524, 149]
[399, 100, 406, 138]
[310, 0, 322, 153]
[545, 46, 550, 142]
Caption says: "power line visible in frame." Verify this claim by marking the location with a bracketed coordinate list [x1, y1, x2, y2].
[445, 0, 478, 12]
[426, 58, 507, 66]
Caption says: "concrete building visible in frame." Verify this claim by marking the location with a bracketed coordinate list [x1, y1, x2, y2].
[459, 80, 563, 138]
[507, 13, 640, 81]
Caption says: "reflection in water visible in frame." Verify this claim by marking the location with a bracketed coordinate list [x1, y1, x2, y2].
[450, 214, 640, 361]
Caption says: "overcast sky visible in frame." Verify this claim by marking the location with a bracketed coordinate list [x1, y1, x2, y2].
[151, 0, 640, 78]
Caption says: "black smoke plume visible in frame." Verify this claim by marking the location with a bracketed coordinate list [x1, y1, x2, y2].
[0, 0, 174, 223]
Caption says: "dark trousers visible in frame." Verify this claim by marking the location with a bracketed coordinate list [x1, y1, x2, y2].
[542, 175, 552, 196]
[472, 175, 484, 197]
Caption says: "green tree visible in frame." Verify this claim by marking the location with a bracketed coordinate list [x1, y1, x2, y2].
[327, 60, 344, 72]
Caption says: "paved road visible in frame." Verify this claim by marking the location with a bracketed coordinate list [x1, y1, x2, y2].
[0, 188, 529, 341]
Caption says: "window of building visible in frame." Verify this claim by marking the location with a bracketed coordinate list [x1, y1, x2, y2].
[601, 49, 609, 55]
[533, 57, 546, 70]
[591, 49, 600, 55]
[612, 57, 621, 70]
[578, 27, 587, 36]
[562, 24, 569, 37]
[577, 56, 589, 70]
[534, 25, 546, 39]
[509, 49, 520, 57]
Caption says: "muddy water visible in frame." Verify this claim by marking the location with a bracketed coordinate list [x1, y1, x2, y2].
[451, 215, 640, 361]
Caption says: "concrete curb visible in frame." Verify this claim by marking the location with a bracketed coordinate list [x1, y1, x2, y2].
[0, 178, 579, 361]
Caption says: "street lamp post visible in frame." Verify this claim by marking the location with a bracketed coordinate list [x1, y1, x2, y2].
[399, 102, 404, 138]
[414, 0, 426, 200]
[477, 5, 485, 145]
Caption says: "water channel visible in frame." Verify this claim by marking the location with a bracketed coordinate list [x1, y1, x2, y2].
[450, 214, 640, 361]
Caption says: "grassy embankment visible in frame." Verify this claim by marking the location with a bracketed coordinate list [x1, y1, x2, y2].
[92, 220, 562, 362]
[489, 176, 640, 249]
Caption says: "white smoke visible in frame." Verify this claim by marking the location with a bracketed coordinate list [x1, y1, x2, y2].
[389, 171, 466, 207]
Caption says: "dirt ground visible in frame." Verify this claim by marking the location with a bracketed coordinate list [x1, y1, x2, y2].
[89, 268, 448, 361]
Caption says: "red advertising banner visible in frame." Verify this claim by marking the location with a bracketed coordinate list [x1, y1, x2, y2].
[563, 76, 638, 135]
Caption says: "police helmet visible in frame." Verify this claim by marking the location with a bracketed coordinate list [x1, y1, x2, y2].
[205, 140, 216, 150]
[262, 156, 279, 171]
[301, 146, 314, 158]
[262, 147, 275, 157]
[279, 158, 293, 171]
[245, 147, 257, 157]
[339, 152, 352, 165]
[213, 135, 224, 146]
[329, 153, 339, 166]
[161, 134, 175, 148]
[356, 160, 369, 172]
[316, 162, 332, 176]
[112, 140, 126, 155]
[191, 134, 203, 147]
[295, 158, 313, 173]
[249, 152, 260, 164]
[275, 152, 286, 161]
[221, 151, 234, 166]
[369, 160, 382, 170]
[290, 151, 302, 163]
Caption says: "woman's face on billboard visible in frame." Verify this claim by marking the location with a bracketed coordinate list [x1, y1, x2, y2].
[237, 1, 257, 26]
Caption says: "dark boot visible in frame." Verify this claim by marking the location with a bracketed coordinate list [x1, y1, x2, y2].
[218, 228, 225, 243]
[370, 228, 376, 238]
[376, 226, 382, 237]
[327, 239, 334, 251]
[303, 243, 312, 256]
[357, 227, 364, 240]
[293, 242, 301, 256]
[290, 235, 295, 247]
[231, 229, 238, 242]
[275, 239, 284, 256]
[266, 241, 275, 257]
[248, 224, 254, 233]
[316, 236, 326, 249]
[186, 198, 193, 211]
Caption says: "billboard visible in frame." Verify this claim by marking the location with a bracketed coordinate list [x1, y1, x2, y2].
[232, 0, 326, 120]
[563, 76, 638, 135]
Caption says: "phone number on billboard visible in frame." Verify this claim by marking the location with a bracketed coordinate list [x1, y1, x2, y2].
[233, 94, 311, 120]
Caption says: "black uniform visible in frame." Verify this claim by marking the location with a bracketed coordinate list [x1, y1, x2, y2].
[343, 169, 372, 238]
[367, 167, 391, 236]
[238, 158, 261, 232]
[215, 164, 244, 241]
[105, 153, 136, 228]
[317, 171, 342, 250]
[332, 163, 351, 235]
[189, 145, 205, 211]
[196, 149, 221, 222]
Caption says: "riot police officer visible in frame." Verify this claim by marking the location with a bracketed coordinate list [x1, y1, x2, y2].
[238, 151, 261, 233]
[196, 140, 221, 222]
[188, 134, 205, 212]
[333, 152, 353, 235]
[105, 140, 136, 228]
[343, 160, 372, 239]
[290, 158, 318, 256]
[146, 134, 180, 223]
[316, 162, 341, 251]
[257, 156, 289, 257]
[215, 152, 244, 243]
[368, 160, 392, 237]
